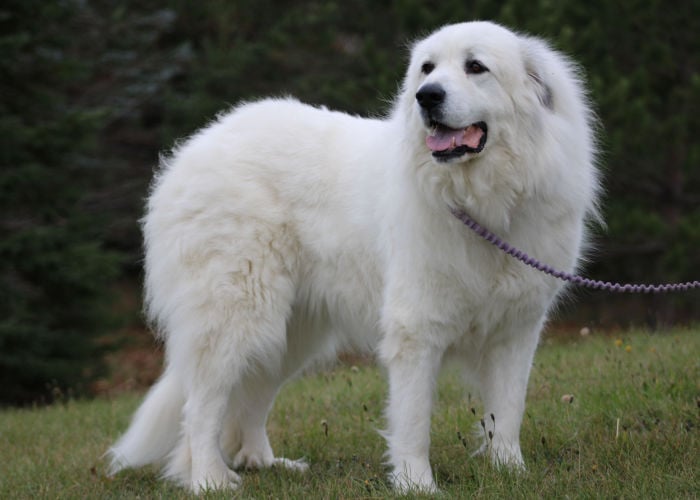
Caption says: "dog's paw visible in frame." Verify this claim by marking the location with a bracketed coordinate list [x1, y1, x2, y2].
[232, 446, 273, 470]
[190, 464, 241, 494]
[389, 466, 437, 494]
[232, 447, 309, 472]
[488, 441, 526, 470]
[271, 457, 309, 472]
[472, 434, 526, 471]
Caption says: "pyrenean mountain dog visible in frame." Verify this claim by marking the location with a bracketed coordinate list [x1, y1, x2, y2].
[108, 21, 599, 493]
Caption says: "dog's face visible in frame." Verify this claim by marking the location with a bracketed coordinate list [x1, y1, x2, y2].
[405, 22, 549, 165]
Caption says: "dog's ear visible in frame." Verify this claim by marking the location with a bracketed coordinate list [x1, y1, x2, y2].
[527, 69, 553, 110]
[521, 39, 555, 111]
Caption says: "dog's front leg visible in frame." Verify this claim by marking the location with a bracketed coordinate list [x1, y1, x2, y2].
[380, 333, 442, 493]
[476, 318, 543, 469]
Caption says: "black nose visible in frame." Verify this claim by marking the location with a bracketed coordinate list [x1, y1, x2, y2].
[416, 83, 446, 110]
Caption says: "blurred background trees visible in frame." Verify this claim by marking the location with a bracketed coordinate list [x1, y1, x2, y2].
[1, 0, 698, 404]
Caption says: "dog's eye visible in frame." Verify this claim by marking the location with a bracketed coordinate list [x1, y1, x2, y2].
[421, 62, 435, 75]
[466, 60, 489, 74]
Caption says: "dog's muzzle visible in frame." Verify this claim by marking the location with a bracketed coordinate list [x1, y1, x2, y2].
[416, 84, 488, 160]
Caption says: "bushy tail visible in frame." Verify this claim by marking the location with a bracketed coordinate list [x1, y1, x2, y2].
[107, 369, 184, 475]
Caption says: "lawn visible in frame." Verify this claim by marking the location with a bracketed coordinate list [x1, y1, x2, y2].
[1, 328, 698, 498]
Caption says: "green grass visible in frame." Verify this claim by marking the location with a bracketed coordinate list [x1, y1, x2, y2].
[1, 328, 698, 499]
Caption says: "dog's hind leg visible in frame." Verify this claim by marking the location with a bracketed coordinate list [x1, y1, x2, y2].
[220, 317, 334, 473]
[159, 228, 299, 492]
[164, 308, 295, 492]
[222, 374, 308, 472]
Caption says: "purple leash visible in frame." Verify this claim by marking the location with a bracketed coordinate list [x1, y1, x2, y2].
[450, 207, 700, 293]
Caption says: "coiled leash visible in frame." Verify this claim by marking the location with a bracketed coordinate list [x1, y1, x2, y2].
[450, 207, 700, 293]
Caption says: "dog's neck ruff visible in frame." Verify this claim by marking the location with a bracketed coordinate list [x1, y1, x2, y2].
[450, 207, 700, 293]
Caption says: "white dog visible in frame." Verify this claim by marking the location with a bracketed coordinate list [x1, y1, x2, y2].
[108, 21, 599, 493]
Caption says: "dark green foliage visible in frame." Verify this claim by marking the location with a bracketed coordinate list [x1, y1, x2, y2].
[0, 1, 120, 405]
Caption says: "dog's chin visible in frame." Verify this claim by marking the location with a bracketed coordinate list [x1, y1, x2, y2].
[423, 121, 488, 164]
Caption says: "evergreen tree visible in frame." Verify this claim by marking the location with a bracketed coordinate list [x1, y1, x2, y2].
[0, 1, 120, 405]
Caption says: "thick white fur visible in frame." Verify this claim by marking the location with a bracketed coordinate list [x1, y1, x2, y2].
[108, 21, 599, 493]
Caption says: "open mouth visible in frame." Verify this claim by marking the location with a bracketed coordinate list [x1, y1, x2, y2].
[425, 121, 488, 161]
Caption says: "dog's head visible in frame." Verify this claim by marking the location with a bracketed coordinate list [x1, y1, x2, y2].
[393, 21, 598, 231]
[400, 21, 564, 166]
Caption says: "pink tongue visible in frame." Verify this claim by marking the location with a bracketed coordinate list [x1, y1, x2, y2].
[426, 125, 483, 152]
